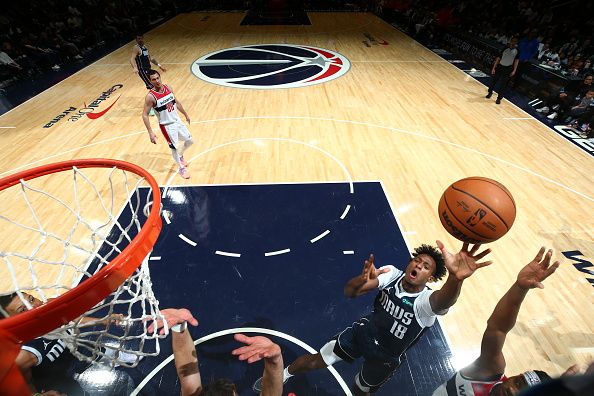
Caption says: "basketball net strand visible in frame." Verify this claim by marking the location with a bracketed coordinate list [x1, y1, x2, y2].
[0, 165, 167, 368]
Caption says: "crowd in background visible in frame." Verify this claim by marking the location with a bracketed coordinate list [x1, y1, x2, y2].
[0, 0, 182, 88]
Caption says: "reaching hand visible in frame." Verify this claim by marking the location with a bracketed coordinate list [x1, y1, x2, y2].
[148, 308, 198, 335]
[231, 334, 282, 364]
[361, 254, 390, 282]
[436, 240, 492, 280]
[516, 247, 559, 290]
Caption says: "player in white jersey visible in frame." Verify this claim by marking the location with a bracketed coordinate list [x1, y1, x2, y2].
[142, 69, 194, 179]
[432, 247, 561, 396]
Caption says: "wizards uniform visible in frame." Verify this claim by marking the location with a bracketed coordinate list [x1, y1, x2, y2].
[320, 265, 446, 393]
[148, 84, 192, 150]
[432, 371, 507, 396]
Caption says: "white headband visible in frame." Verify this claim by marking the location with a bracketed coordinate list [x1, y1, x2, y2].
[522, 371, 542, 387]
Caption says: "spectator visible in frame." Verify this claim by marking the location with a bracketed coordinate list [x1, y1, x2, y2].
[536, 74, 593, 120]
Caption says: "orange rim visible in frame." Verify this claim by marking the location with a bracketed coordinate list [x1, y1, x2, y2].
[0, 159, 162, 342]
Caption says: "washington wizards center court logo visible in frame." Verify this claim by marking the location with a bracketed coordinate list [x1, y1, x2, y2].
[191, 44, 350, 89]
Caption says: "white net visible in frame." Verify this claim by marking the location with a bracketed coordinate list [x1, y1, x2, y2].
[0, 163, 167, 368]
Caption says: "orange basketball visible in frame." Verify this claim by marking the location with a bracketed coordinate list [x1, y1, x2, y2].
[438, 177, 516, 243]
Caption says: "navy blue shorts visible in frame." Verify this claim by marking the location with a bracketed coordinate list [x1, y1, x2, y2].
[328, 318, 402, 393]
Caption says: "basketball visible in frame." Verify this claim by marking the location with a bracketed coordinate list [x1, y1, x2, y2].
[438, 177, 516, 243]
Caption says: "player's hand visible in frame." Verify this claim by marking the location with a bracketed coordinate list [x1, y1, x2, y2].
[147, 308, 198, 335]
[149, 132, 157, 144]
[133, 68, 138, 74]
[559, 92, 567, 98]
[232, 334, 282, 364]
[362, 254, 390, 282]
[437, 240, 492, 280]
[516, 247, 559, 290]
[185, 116, 191, 124]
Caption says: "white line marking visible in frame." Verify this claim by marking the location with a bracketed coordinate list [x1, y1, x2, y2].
[0, 126, 16, 129]
[130, 327, 352, 396]
[532, 100, 543, 106]
[402, 231, 418, 235]
[232, 265, 243, 278]
[343, 250, 355, 255]
[149, 256, 161, 261]
[163, 136, 355, 199]
[2, 117, 590, 204]
[528, 98, 540, 105]
[264, 248, 290, 256]
[163, 211, 171, 225]
[502, 117, 536, 120]
[340, 204, 351, 219]
[178, 234, 197, 246]
[310, 230, 330, 243]
[215, 250, 241, 258]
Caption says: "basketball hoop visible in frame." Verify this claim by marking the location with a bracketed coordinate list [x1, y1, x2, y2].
[0, 159, 165, 393]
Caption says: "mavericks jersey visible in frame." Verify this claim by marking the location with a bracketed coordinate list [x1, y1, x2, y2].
[365, 266, 443, 360]
[149, 84, 180, 125]
[22, 334, 89, 393]
[135, 44, 151, 71]
[432, 371, 506, 396]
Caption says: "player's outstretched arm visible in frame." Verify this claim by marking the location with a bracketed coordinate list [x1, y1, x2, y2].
[232, 334, 283, 396]
[462, 247, 559, 379]
[149, 308, 201, 396]
[429, 241, 492, 313]
[344, 254, 390, 298]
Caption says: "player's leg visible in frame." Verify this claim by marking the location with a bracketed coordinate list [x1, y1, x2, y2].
[177, 123, 194, 167]
[353, 358, 400, 395]
[161, 124, 189, 178]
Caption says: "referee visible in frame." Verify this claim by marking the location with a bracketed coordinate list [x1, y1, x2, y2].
[486, 37, 520, 104]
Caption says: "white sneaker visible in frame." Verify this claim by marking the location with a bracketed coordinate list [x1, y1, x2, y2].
[536, 106, 549, 113]
[547, 112, 558, 119]
[51, 64, 61, 71]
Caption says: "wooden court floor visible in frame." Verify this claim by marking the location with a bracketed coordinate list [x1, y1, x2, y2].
[0, 11, 592, 384]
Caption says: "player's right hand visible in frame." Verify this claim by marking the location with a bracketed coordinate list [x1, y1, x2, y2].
[149, 132, 157, 144]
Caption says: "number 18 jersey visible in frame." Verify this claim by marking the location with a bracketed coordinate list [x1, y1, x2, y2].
[369, 266, 445, 359]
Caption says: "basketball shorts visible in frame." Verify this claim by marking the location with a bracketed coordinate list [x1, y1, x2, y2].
[319, 318, 402, 393]
[159, 121, 192, 150]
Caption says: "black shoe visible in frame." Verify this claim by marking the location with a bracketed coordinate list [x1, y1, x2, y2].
[486, 92, 493, 99]
[495, 98, 501, 104]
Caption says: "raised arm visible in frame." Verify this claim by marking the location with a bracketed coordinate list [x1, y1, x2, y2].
[461, 248, 559, 379]
[429, 241, 492, 313]
[343, 254, 390, 298]
[149, 308, 200, 396]
[232, 334, 284, 396]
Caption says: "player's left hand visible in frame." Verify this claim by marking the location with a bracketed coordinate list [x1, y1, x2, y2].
[516, 247, 559, 290]
[232, 334, 282, 363]
[148, 308, 198, 335]
[437, 240, 492, 280]
[185, 116, 191, 124]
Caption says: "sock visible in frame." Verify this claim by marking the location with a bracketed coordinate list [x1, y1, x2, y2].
[283, 367, 293, 382]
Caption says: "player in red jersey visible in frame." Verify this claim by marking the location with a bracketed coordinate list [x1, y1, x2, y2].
[432, 247, 562, 396]
[142, 69, 193, 179]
